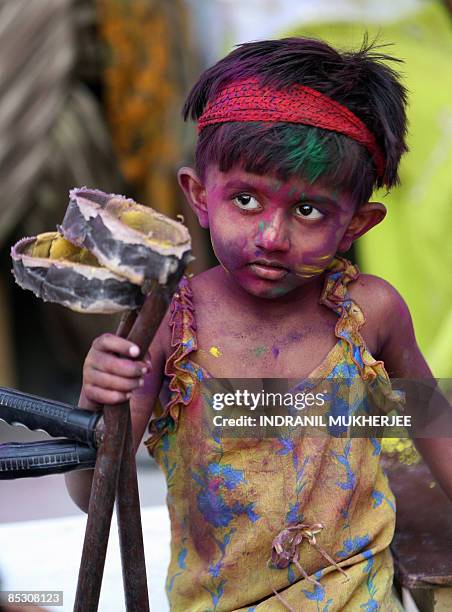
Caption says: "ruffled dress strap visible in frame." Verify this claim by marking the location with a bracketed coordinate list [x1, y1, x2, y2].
[319, 255, 381, 379]
[321, 256, 404, 408]
[145, 276, 205, 454]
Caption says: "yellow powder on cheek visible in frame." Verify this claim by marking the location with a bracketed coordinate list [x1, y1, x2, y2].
[294, 252, 336, 278]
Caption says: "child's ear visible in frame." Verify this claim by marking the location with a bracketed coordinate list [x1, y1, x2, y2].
[177, 167, 209, 229]
[338, 202, 386, 252]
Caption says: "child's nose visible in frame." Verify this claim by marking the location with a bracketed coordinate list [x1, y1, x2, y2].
[254, 212, 290, 252]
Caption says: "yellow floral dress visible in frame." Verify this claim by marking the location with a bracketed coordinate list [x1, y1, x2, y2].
[145, 257, 404, 611]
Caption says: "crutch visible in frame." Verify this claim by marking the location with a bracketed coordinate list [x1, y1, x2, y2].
[2, 188, 192, 611]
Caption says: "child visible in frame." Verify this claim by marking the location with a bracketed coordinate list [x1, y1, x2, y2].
[66, 38, 452, 611]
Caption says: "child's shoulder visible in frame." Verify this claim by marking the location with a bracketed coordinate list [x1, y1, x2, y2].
[186, 265, 221, 292]
[151, 267, 219, 358]
[182, 265, 229, 313]
[347, 272, 413, 355]
[348, 272, 409, 317]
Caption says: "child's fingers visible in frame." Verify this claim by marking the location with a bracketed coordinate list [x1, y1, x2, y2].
[88, 351, 148, 378]
[92, 333, 141, 358]
[84, 370, 144, 393]
[84, 383, 131, 406]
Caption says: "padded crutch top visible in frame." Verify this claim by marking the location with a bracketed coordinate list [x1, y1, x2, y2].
[11, 188, 192, 314]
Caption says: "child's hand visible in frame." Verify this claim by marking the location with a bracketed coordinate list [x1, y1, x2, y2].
[82, 333, 151, 408]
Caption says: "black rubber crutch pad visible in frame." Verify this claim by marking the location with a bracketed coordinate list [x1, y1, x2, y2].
[0, 387, 101, 447]
[0, 439, 96, 479]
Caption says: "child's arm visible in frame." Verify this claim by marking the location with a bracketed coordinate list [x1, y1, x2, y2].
[64, 314, 168, 513]
[375, 281, 452, 501]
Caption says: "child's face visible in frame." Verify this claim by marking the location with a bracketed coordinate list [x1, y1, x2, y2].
[179, 164, 385, 299]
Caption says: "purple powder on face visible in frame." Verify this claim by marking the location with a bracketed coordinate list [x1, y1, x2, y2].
[288, 331, 303, 341]
[272, 346, 280, 358]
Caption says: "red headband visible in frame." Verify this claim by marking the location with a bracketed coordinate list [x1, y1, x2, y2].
[198, 78, 385, 179]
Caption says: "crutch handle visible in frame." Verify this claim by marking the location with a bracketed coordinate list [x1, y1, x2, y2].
[0, 440, 96, 479]
[0, 387, 101, 447]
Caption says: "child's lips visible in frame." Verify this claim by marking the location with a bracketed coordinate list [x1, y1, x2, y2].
[248, 260, 289, 280]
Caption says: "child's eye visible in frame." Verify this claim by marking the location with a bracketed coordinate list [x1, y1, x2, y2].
[233, 194, 261, 211]
[294, 204, 324, 220]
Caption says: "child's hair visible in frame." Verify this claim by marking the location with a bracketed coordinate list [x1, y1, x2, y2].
[183, 37, 408, 206]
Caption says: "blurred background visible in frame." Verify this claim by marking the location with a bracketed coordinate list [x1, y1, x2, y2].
[0, 0, 451, 606]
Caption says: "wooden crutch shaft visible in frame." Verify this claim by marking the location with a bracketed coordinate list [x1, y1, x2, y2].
[74, 402, 129, 612]
[116, 413, 148, 612]
[74, 283, 170, 612]
[116, 284, 170, 611]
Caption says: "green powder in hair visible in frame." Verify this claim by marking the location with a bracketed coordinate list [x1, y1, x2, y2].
[283, 128, 330, 183]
